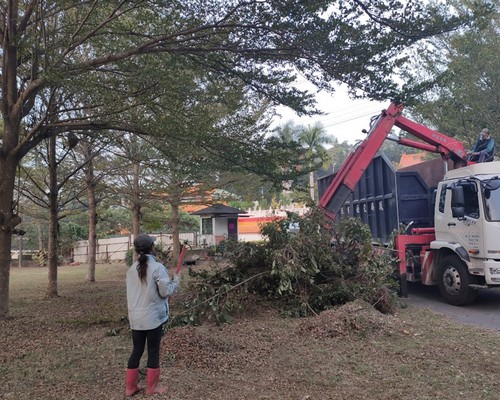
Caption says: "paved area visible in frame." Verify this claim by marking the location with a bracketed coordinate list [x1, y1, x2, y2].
[404, 283, 500, 334]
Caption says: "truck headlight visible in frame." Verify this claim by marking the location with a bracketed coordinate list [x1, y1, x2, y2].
[489, 267, 500, 275]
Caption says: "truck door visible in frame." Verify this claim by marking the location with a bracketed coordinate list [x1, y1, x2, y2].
[436, 182, 483, 255]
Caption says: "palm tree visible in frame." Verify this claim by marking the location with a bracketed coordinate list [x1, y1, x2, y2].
[272, 120, 301, 143]
[299, 123, 334, 201]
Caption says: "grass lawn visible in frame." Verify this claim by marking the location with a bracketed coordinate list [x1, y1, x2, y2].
[1, 262, 499, 400]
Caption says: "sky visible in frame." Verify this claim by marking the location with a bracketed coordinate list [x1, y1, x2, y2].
[270, 81, 390, 145]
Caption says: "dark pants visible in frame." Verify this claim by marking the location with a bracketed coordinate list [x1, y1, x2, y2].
[478, 150, 493, 162]
[127, 324, 163, 369]
[470, 150, 493, 163]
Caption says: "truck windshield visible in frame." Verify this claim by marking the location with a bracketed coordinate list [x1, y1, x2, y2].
[482, 179, 500, 221]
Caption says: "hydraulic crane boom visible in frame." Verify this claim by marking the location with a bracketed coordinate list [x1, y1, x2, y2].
[318, 102, 468, 217]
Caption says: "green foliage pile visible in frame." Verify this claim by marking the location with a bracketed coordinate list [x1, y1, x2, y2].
[171, 208, 399, 326]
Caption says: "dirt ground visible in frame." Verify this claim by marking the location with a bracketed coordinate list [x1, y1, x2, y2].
[1, 262, 499, 400]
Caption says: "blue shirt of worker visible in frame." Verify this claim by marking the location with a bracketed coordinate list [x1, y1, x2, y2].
[469, 128, 495, 162]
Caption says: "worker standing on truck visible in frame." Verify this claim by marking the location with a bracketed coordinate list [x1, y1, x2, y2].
[467, 128, 495, 162]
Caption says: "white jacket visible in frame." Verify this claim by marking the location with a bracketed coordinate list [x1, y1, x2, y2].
[126, 255, 180, 330]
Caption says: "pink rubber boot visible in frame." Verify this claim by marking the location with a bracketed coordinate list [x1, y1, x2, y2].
[146, 368, 168, 395]
[125, 368, 141, 397]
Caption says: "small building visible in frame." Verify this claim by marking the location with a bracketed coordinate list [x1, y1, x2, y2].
[191, 204, 248, 247]
[237, 206, 309, 242]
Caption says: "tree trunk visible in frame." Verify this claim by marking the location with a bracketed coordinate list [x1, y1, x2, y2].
[0, 157, 17, 317]
[309, 171, 315, 201]
[84, 143, 97, 282]
[171, 203, 181, 268]
[37, 220, 44, 250]
[18, 233, 23, 268]
[86, 192, 97, 281]
[0, 3, 23, 317]
[131, 161, 141, 262]
[0, 230, 13, 318]
[47, 135, 59, 298]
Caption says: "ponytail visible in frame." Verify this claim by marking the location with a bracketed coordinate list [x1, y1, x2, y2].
[133, 235, 155, 283]
[136, 252, 149, 283]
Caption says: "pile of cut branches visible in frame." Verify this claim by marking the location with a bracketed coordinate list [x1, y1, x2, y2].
[170, 207, 399, 327]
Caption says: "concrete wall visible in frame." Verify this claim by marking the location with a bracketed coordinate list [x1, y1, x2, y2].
[74, 232, 197, 263]
[198, 234, 215, 248]
[237, 232, 266, 242]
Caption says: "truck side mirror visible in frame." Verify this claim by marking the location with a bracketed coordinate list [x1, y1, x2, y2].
[451, 186, 465, 219]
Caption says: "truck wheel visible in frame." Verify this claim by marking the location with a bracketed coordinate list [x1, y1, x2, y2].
[437, 256, 478, 306]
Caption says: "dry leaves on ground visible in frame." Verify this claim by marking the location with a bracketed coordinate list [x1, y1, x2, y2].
[2, 264, 499, 400]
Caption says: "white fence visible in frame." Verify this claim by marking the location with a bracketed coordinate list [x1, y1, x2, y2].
[74, 233, 197, 263]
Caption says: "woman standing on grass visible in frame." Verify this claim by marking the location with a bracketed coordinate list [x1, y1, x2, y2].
[125, 234, 181, 397]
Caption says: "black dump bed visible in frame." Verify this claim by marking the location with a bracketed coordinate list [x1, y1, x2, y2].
[318, 153, 448, 244]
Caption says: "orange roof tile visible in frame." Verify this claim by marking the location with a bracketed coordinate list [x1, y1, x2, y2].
[398, 152, 426, 168]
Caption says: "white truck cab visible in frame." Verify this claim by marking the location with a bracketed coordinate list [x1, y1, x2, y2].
[431, 161, 500, 304]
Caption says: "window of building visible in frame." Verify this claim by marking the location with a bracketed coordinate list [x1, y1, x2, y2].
[201, 218, 213, 234]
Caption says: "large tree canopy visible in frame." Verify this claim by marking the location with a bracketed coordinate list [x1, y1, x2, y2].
[0, 0, 491, 317]
[4, 1, 489, 141]
[401, 0, 499, 147]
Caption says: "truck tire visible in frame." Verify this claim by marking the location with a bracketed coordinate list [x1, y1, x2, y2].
[437, 255, 478, 306]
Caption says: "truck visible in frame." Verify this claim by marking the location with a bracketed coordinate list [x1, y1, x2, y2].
[317, 102, 500, 305]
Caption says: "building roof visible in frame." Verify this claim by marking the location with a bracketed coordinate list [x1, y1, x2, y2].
[398, 152, 426, 168]
[190, 203, 248, 217]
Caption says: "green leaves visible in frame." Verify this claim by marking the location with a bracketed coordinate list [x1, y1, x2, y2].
[402, 0, 499, 145]
[172, 207, 399, 326]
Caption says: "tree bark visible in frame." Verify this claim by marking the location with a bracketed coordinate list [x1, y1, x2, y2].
[86, 189, 97, 281]
[0, 0, 22, 318]
[0, 156, 17, 317]
[171, 202, 181, 268]
[84, 143, 97, 282]
[0, 234, 13, 318]
[309, 171, 315, 201]
[131, 161, 141, 262]
[18, 233, 23, 268]
[47, 135, 59, 298]
[37, 220, 44, 250]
